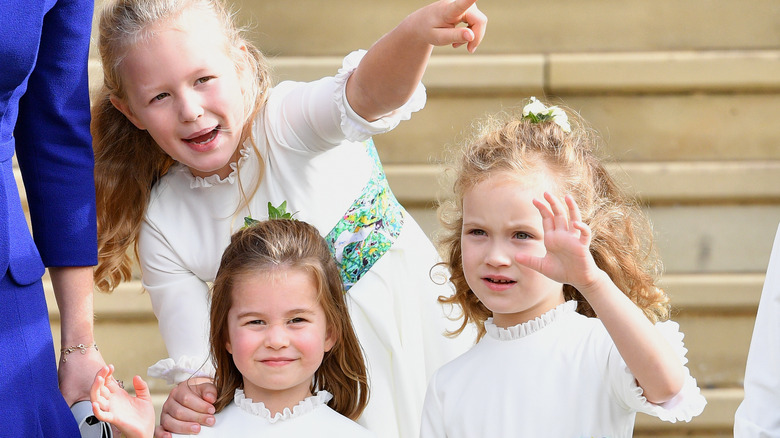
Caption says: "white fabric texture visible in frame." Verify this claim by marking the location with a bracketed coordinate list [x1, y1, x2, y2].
[138, 51, 472, 438]
[734, 222, 780, 437]
[171, 390, 375, 437]
[420, 301, 706, 438]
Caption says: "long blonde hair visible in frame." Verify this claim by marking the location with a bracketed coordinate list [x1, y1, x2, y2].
[93, 0, 272, 293]
[438, 105, 670, 341]
[209, 220, 369, 419]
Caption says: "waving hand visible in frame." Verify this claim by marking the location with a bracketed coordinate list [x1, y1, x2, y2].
[514, 192, 602, 292]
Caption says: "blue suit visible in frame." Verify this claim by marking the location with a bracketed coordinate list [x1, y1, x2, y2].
[0, 0, 97, 435]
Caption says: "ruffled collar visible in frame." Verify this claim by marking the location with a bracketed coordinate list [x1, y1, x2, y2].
[179, 142, 252, 189]
[233, 389, 333, 424]
[485, 301, 578, 341]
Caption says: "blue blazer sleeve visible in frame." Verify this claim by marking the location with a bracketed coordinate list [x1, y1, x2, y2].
[14, 0, 97, 270]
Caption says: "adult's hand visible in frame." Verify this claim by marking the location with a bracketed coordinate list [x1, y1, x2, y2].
[155, 377, 217, 437]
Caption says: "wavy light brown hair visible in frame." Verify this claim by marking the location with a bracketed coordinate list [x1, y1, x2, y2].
[209, 219, 369, 419]
[437, 104, 670, 341]
[93, 0, 272, 293]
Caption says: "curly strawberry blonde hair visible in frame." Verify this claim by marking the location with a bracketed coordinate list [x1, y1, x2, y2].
[437, 104, 670, 341]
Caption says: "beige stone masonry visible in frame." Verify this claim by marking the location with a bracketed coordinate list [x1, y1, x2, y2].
[550, 50, 780, 93]
[386, 161, 780, 205]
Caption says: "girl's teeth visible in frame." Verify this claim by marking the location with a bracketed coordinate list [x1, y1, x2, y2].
[189, 130, 217, 145]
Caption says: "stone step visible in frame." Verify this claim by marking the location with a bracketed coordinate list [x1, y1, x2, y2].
[378, 93, 780, 164]
[384, 161, 780, 205]
[225, 0, 780, 56]
[89, 50, 780, 94]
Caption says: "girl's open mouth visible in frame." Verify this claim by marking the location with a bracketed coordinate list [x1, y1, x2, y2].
[485, 277, 515, 285]
[185, 128, 218, 145]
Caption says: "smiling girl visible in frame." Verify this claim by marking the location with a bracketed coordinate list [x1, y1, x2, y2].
[91, 219, 373, 437]
[420, 98, 706, 437]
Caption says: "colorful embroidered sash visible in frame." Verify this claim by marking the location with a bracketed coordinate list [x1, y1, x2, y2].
[325, 139, 405, 291]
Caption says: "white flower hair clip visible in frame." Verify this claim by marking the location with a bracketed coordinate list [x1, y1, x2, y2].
[522, 96, 571, 133]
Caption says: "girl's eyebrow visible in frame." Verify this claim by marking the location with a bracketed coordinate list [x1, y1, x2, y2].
[286, 308, 316, 316]
[235, 308, 317, 319]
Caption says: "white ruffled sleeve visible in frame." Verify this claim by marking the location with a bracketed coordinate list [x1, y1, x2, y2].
[609, 320, 707, 422]
[333, 50, 427, 142]
[148, 357, 215, 386]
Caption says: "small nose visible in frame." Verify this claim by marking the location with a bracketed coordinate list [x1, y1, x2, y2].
[484, 240, 511, 267]
[264, 324, 290, 349]
[178, 92, 203, 123]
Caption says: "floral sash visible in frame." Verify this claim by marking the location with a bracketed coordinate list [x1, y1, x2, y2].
[325, 139, 405, 291]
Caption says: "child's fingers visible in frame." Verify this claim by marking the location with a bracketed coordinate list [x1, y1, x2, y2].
[514, 252, 543, 273]
[444, 0, 479, 21]
[105, 363, 115, 379]
[572, 221, 592, 246]
[92, 401, 114, 423]
[442, 0, 486, 52]
[102, 364, 121, 392]
[544, 192, 569, 231]
[103, 364, 128, 393]
[133, 375, 153, 403]
[462, 6, 487, 52]
[532, 197, 555, 231]
[90, 366, 110, 402]
[565, 195, 582, 224]
[90, 376, 105, 407]
[154, 425, 174, 438]
[430, 27, 473, 47]
[565, 196, 592, 245]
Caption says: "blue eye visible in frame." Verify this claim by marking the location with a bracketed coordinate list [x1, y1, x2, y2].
[468, 229, 486, 236]
[513, 232, 531, 239]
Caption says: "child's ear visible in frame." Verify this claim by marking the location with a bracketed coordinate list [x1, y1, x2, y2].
[236, 43, 254, 80]
[225, 339, 233, 355]
[324, 327, 337, 353]
[109, 95, 146, 130]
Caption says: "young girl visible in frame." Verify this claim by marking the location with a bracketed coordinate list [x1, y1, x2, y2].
[91, 0, 485, 436]
[91, 219, 374, 437]
[420, 98, 707, 437]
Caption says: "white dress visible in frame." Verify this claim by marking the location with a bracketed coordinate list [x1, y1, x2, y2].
[420, 301, 707, 438]
[140, 51, 472, 438]
[173, 390, 375, 438]
[734, 222, 780, 437]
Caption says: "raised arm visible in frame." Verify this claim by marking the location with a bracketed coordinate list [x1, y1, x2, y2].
[515, 193, 685, 404]
[346, 0, 487, 121]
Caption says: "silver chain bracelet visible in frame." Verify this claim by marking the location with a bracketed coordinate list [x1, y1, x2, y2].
[60, 342, 98, 363]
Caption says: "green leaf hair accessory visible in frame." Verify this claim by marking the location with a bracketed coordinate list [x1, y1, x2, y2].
[243, 216, 260, 228]
[267, 200, 297, 220]
[243, 201, 297, 229]
[522, 96, 571, 133]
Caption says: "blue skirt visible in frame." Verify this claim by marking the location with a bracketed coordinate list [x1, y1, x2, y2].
[0, 271, 80, 437]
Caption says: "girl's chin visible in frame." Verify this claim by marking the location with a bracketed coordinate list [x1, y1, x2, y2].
[187, 160, 234, 179]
